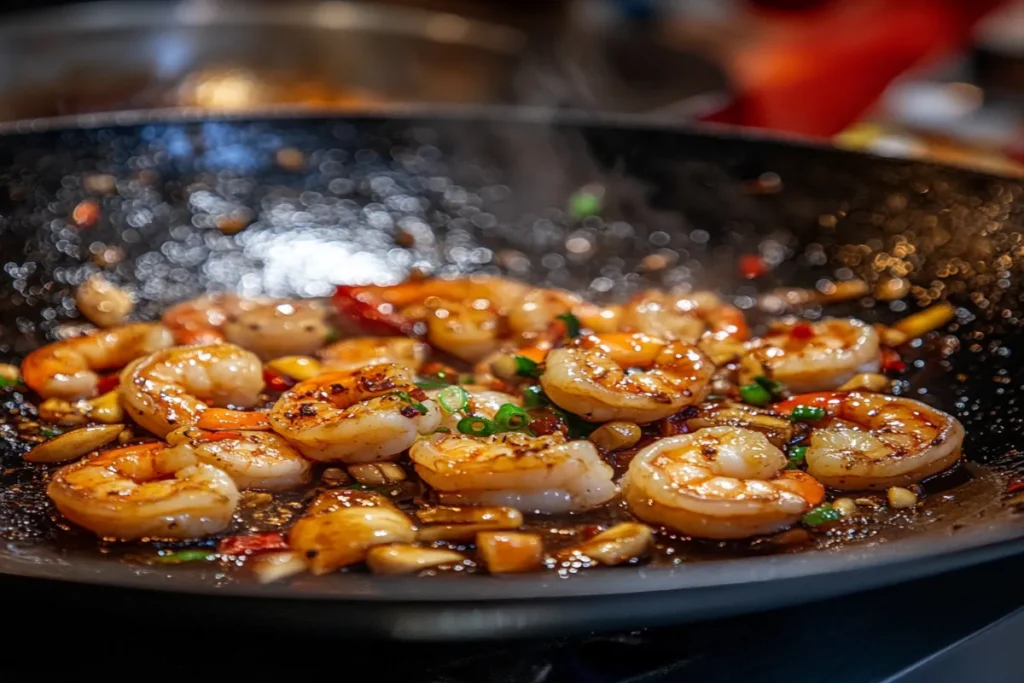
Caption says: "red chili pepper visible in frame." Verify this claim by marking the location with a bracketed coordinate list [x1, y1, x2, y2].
[1007, 481, 1024, 494]
[774, 392, 843, 415]
[790, 323, 814, 340]
[95, 372, 120, 394]
[263, 368, 295, 392]
[739, 254, 768, 280]
[333, 285, 417, 337]
[218, 531, 289, 556]
[881, 347, 906, 374]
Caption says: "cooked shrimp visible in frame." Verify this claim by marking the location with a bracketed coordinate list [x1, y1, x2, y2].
[22, 323, 174, 400]
[621, 290, 749, 343]
[119, 343, 264, 437]
[622, 427, 825, 539]
[47, 442, 240, 540]
[319, 336, 429, 374]
[163, 293, 331, 359]
[410, 432, 617, 513]
[166, 427, 311, 490]
[779, 391, 964, 490]
[268, 364, 441, 463]
[742, 318, 880, 393]
[541, 333, 713, 423]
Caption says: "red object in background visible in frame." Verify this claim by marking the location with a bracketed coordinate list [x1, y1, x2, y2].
[702, 0, 1011, 138]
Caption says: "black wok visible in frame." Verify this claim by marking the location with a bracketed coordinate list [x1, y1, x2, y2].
[1, 108, 1023, 640]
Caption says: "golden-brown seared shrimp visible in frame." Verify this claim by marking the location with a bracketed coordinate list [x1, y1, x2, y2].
[119, 343, 264, 437]
[268, 364, 441, 463]
[319, 336, 429, 374]
[780, 391, 964, 490]
[165, 428, 312, 491]
[541, 333, 713, 423]
[622, 427, 825, 539]
[743, 318, 880, 393]
[162, 293, 331, 359]
[21, 323, 174, 400]
[621, 290, 749, 343]
[47, 442, 240, 540]
[411, 432, 617, 513]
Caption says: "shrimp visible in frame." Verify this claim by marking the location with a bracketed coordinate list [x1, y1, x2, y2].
[319, 337, 429, 374]
[541, 333, 714, 423]
[21, 323, 174, 400]
[621, 290, 749, 343]
[268, 364, 441, 463]
[165, 427, 311, 491]
[163, 293, 331, 359]
[119, 343, 264, 437]
[779, 391, 964, 490]
[47, 442, 240, 540]
[410, 432, 617, 513]
[622, 427, 825, 539]
[742, 317, 880, 393]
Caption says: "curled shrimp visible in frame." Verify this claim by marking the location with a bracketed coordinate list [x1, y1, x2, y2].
[742, 317, 880, 393]
[621, 290, 749, 343]
[319, 336, 429, 374]
[166, 427, 312, 491]
[21, 323, 174, 400]
[778, 391, 964, 490]
[47, 442, 240, 540]
[119, 343, 264, 437]
[410, 432, 617, 513]
[541, 333, 713, 423]
[163, 293, 331, 359]
[622, 427, 825, 539]
[268, 364, 441, 463]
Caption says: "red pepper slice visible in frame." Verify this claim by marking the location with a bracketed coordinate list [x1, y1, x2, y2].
[881, 347, 906, 374]
[739, 254, 768, 280]
[1007, 481, 1024, 494]
[218, 531, 289, 556]
[774, 392, 844, 416]
[263, 368, 295, 392]
[95, 372, 120, 395]
[790, 322, 814, 340]
[333, 285, 417, 337]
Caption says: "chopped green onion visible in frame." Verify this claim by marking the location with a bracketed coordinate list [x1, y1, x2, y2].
[787, 446, 807, 469]
[390, 391, 428, 415]
[324, 328, 341, 343]
[569, 187, 603, 219]
[802, 504, 842, 527]
[0, 376, 20, 389]
[514, 355, 543, 378]
[556, 312, 582, 338]
[437, 385, 469, 414]
[754, 375, 785, 398]
[155, 549, 214, 564]
[739, 384, 772, 407]
[522, 385, 551, 410]
[790, 405, 827, 422]
[39, 427, 63, 438]
[415, 380, 451, 390]
[494, 403, 530, 432]
[457, 416, 497, 437]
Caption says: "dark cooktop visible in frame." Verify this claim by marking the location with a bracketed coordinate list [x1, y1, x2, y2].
[7, 554, 1023, 681]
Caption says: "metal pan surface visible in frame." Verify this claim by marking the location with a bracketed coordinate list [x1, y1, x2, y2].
[1, 108, 1022, 639]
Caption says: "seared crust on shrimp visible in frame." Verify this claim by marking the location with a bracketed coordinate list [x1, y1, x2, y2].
[744, 317, 880, 393]
[623, 427, 824, 539]
[165, 428, 312, 491]
[792, 391, 964, 490]
[268, 364, 441, 463]
[541, 333, 713, 423]
[119, 343, 264, 437]
[47, 442, 240, 540]
[22, 323, 174, 400]
[410, 432, 617, 513]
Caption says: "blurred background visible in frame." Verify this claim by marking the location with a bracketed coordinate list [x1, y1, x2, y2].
[1, 0, 1022, 175]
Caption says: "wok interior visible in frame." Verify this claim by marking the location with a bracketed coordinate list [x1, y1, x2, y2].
[1, 112, 1023, 578]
